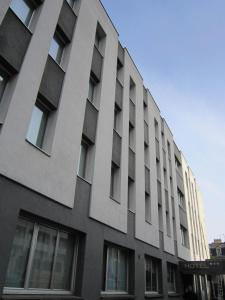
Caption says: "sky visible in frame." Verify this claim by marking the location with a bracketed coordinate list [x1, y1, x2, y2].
[101, 0, 225, 243]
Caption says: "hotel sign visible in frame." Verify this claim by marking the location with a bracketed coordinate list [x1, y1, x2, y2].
[179, 259, 225, 275]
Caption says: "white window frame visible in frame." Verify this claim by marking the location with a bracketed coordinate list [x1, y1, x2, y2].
[4, 218, 79, 295]
[105, 245, 128, 293]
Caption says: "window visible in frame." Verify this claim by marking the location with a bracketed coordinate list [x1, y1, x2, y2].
[114, 106, 120, 134]
[145, 256, 161, 293]
[180, 225, 188, 246]
[177, 189, 185, 209]
[110, 163, 119, 200]
[0, 70, 8, 104]
[88, 77, 96, 102]
[66, 0, 75, 7]
[49, 32, 65, 65]
[10, 0, 34, 27]
[77, 139, 89, 178]
[105, 245, 128, 292]
[128, 177, 135, 212]
[216, 247, 222, 256]
[145, 193, 151, 223]
[167, 263, 177, 292]
[5, 218, 78, 291]
[26, 100, 49, 149]
[175, 156, 181, 169]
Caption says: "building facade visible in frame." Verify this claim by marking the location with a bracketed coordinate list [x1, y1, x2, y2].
[0, 0, 209, 299]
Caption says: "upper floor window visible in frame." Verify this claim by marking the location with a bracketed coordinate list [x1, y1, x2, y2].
[26, 100, 49, 149]
[105, 245, 128, 292]
[10, 0, 34, 27]
[77, 139, 90, 179]
[167, 263, 177, 293]
[180, 225, 188, 247]
[0, 70, 8, 104]
[177, 189, 185, 209]
[49, 32, 65, 65]
[4, 218, 78, 291]
[216, 247, 222, 256]
[66, 0, 75, 7]
[145, 256, 161, 293]
[88, 76, 97, 103]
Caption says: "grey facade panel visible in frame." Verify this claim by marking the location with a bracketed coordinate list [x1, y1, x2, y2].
[112, 130, 121, 167]
[145, 166, 150, 195]
[0, 9, 32, 74]
[115, 79, 123, 110]
[117, 42, 124, 66]
[91, 46, 103, 82]
[82, 100, 98, 143]
[179, 207, 188, 228]
[128, 148, 135, 181]
[0, 175, 184, 300]
[39, 56, 65, 110]
[58, 0, 77, 42]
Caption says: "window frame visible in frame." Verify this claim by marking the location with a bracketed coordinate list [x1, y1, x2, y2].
[4, 217, 79, 295]
[105, 245, 129, 293]
[10, 0, 35, 28]
[0, 69, 9, 104]
[77, 139, 89, 179]
[49, 32, 65, 66]
[26, 100, 49, 149]
[145, 256, 160, 294]
[167, 263, 177, 293]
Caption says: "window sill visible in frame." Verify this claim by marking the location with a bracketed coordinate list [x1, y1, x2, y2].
[76, 175, 92, 185]
[48, 55, 66, 73]
[100, 293, 134, 300]
[25, 139, 51, 157]
[145, 293, 163, 299]
[109, 196, 120, 204]
[2, 295, 83, 300]
[145, 219, 152, 225]
[87, 98, 99, 112]
[168, 292, 181, 297]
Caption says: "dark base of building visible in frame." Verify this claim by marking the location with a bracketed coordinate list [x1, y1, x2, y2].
[0, 175, 184, 300]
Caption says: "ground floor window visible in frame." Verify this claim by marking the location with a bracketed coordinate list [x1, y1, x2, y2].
[4, 217, 78, 292]
[167, 262, 177, 292]
[105, 244, 128, 292]
[145, 255, 161, 293]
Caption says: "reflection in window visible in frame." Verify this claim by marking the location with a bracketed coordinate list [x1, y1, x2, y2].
[105, 245, 128, 292]
[49, 33, 64, 65]
[10, 0, 34, 27]
[5, 218, 77, 291]
[26, 101, 48, 148]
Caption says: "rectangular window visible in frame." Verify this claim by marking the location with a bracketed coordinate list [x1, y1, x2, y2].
[5, 218, 78, 292]
[105, 245, 128, 292]
[167, 263, 177, 293]
[110, 163, 119, 200]
[0, 70, 8, 104]
[10, 0, 34, 27]
[145, 256, 161, 293]
[77, 139, 89, 179]
[88, 77, 96, 102]
[145, 193, 151, 223]
[66, 0, 75, 7]
[26, 100, 49, 149]
[49, 32, 65, 65]
[177, 189, 185, 209]
[180, 225, 188, 247]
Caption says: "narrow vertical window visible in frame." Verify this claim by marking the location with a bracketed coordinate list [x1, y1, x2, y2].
[49, 32, 65, 65]
[88, 78, 95, 102]
[10, 0, 34, 27]
[145, 256, 161, 293]
[167, 263, 177, 292]
[0, 70, 8, 104]
[26, 101, 49, 148]
[77, 140, 88, 178]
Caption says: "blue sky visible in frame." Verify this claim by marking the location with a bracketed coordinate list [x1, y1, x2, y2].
[101, 0, 225, 242]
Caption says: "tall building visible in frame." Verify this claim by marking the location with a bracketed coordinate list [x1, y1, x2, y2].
[0, 0, 209, 299]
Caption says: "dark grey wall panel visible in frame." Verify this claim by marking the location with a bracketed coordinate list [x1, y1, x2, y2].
[115, 79, 123, 110]
[0, 175, 184, 300]
[82, 100, 98, 143]
[58, 1, 77, 42]
[91, 46, 103, 82]
[112, 130, 121, 167]
[145, 167, 150, 195]
[128, 148, 135, 181]
[0, 10, 32, 74]
[39, 56, 65, 110]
